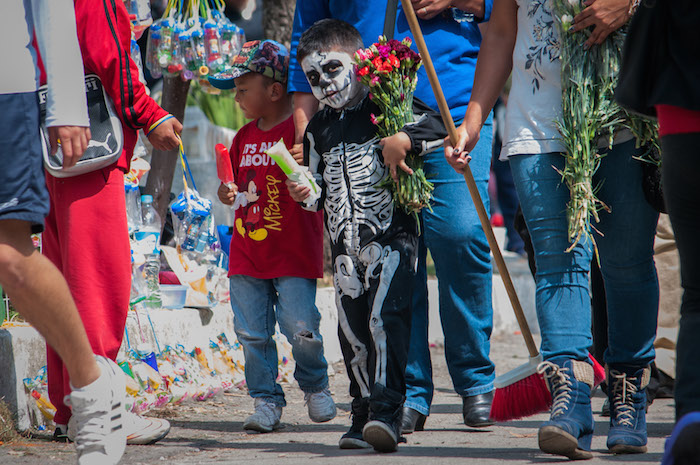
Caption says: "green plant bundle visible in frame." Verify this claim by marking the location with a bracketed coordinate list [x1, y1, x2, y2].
[187, 81, 248, 130]
[552, 0, 658, 253]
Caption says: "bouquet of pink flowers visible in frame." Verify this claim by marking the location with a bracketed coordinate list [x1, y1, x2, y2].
[354, 36, 433, 216]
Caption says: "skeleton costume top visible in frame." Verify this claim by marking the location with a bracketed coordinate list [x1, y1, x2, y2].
[302, 94, 446, 257]
[302, 92, 446, 403]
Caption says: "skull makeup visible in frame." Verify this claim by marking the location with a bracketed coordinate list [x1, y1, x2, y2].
[301, 50, 365, 110]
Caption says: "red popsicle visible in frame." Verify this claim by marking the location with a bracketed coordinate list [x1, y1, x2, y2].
[215, 143, 234, 185]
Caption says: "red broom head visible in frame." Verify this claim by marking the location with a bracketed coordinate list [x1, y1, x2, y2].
[588, 353, 606, 387]
[490, 371, 552, 422]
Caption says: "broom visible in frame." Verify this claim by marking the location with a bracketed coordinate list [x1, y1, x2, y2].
[399, 0, 604, 422]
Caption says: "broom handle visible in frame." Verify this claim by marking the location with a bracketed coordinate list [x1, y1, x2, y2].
[400, 0, 538, 358]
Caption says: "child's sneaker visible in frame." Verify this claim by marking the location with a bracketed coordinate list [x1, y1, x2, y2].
[66, 355, 126, 465]
[339, 398, 371, 449]
[123, 411, 171, 445]
[304, 388, 336, 423]
[243, 399, 282, 433]
[537, 358, 594, 460]
[362, 384, 405, 453]
[607, 365, 651, 454]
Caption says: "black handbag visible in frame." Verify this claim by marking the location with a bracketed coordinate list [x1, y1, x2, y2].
[38, 74, 123, 177]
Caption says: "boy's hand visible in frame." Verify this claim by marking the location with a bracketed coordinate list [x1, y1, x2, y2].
[380, 131, 413, 183]
[217, 182, 238, 205]
[148, 117, 183, 151]
[444, 121, 477, 174]
[289, 143, 305, 164]
[285, 178, 311, 203]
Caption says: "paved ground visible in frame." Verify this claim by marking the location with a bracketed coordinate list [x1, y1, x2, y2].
[0, 333, 674, 464]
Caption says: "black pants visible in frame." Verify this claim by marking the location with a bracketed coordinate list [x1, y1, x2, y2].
[334, 234, 417, 406]
[661, 132, 700, 419]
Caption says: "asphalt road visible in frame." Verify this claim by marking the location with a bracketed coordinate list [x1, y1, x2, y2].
[0, 333, 675, 464]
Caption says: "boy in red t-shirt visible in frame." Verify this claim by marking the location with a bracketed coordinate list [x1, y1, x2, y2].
[214, 40, 335, 433]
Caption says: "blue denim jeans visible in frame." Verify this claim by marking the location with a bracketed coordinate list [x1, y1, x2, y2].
[229, 275, 329, 407]
[509, 139, 659, 364]
[405, 119, 496, 416]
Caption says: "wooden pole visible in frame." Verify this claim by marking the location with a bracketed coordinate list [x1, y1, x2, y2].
[143, 76, 191, 225]
[400, 0, 538, 358]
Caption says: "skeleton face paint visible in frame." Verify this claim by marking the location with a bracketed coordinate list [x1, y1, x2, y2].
[301, 50, 365, 110]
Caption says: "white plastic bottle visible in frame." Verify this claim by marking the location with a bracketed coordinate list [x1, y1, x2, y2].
[125, 184, 143, 236]
[135, 195, 162, 308]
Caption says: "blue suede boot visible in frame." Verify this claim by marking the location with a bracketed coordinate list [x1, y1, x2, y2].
[606, 365, 651, 454]
[537, 358, 594, 460]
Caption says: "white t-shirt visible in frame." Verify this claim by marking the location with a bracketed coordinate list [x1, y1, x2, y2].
[1, 0, 88, 128]
[502, 0, 631, 159]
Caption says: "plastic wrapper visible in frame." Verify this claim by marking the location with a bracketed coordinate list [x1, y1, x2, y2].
[167, 186, 228, 307]
[266, 139, 321, 207]
[23, 368, 56, 426]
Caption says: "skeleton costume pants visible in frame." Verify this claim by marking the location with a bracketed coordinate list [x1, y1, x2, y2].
[333, 233, 418, 403]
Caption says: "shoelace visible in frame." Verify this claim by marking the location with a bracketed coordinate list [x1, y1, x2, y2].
[609, 370, 638, 427]
[538, 361, 573, 418]
[303, 388, 331, 407]
[255, 401, 280, 422]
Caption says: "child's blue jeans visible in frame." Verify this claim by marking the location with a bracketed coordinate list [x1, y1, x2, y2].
[229, 275, 329, 407]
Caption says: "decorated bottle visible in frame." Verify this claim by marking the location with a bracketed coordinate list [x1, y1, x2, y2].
[156, 18, 174, 72]
[146, 22, 162, 78]
[219, 23, 236, 64]
[165, 25, 185, 77]
[178, 31, 194, 80]
[203, 21, 223, 72]
[190, 29, 209, 77]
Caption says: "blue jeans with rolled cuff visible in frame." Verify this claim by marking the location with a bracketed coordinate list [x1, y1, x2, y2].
[405, 118, 496, 416]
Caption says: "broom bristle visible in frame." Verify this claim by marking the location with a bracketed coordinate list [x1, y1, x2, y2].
[490, 372, 551, 422]
[589, 353, 606, 387]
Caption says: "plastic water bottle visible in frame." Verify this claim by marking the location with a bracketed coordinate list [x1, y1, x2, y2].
[136, 195, 162, 308]
[125, 184, 142, 236]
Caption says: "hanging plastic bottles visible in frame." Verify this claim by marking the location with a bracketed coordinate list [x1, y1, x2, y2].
[170, 189, 212, 252]
[144, 0, 244, 92]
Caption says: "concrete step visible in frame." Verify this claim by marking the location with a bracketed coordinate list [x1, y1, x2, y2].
[1, 227, 537, 431]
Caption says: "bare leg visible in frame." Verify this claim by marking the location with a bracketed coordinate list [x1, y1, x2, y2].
[0, 219, 99, 388]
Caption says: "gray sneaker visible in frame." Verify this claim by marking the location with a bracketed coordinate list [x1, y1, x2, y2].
[243, 399, 282, 433]
[304, 388, 336, 423]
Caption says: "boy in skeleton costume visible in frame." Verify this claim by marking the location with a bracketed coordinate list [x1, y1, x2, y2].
[288, 19, 446, 453]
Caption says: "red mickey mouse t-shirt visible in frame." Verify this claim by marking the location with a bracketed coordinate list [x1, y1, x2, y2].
[227, 115, 324, 279]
